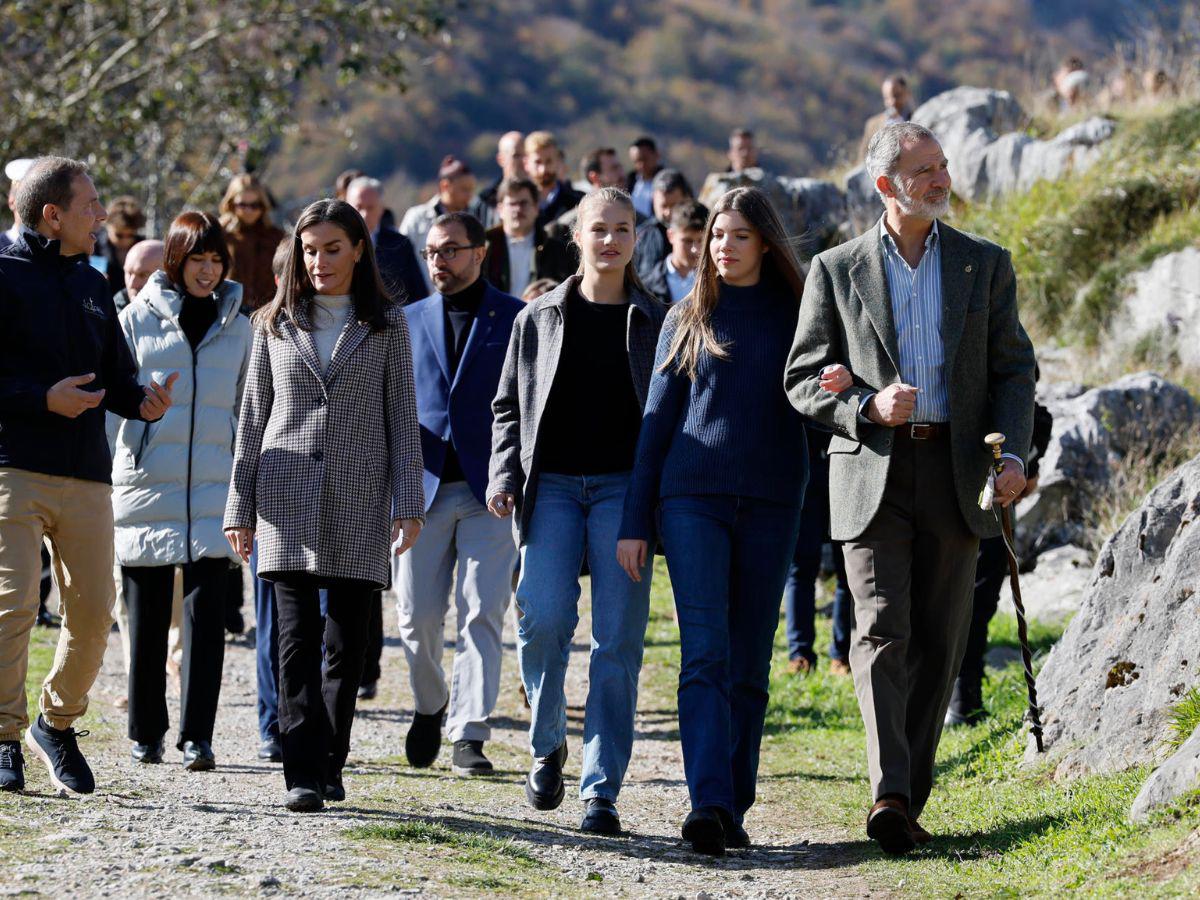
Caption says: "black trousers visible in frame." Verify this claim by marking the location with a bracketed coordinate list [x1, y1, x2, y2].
[361, 591, 384, 685]
[271, 573, 375, 790]
[958, 536, 1009, 683]
[124, 557, 229, 747]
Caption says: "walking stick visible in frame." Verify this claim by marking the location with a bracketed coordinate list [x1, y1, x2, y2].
[983, 432, 1045, 752]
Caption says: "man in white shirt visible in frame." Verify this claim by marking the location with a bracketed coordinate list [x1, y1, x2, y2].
[641, 200, 706, 305]
[483, 177, 573, 298]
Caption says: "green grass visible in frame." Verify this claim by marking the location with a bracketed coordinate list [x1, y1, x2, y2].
[1167, 688, 1200, 752]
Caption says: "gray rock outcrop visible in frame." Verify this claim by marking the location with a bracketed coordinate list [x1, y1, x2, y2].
[1130, 724, 1200, 822]
[999, 544, 1091, 625]
[1028, 452, 1200, 775]
[842, 165, 883, 237]
[1016, 372, 1199, 558]
[1103, 246, 1200, 373]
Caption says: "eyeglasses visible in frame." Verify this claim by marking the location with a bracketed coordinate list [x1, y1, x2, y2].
[234, 201, 264, 210]
[421, 244, 481, 261]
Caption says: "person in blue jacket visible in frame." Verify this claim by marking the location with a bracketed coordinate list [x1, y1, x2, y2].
[394, 212, 524, 777]
[618, 187, 810, 856]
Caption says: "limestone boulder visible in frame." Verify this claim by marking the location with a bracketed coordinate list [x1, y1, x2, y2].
[1130, 724, 1200, 822]
[1028, 452, 1200, 775]
[999, 544, 1091, 625]
[843, 165, 883, 237]
[1102, 246, 1200, 373]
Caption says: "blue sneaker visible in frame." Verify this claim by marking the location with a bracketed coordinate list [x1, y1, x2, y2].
[0, 740, 25, 792]
[25, 715, 95, 795]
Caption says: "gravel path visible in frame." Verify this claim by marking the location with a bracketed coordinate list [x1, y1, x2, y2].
[4, 583, 872, 898]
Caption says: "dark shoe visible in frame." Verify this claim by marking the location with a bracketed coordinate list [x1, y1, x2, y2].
[225, 608, 245, 636]
[908, 816, 933, 844]
[945, 673, 986, 727]
[525, 742, 567, 811]
[357, 681, 377, 701]
[452, 740, 494, 776]
[182, 740, 216, 772]
[580, 798, 621, 835]
[258, 737, 282, 762]
[284, 785, 323, 812]
[715, 807, 750, 849]
[324, 770, 345, 802]
[682, 807, 726, 856]
[36, 607, 62, 628]
[25, 715, 95, 795]
[130, 740, 164, 764]
[0, 740, 25, 791]
[405, 704, 446, 768]
[867, 796, 916, 856]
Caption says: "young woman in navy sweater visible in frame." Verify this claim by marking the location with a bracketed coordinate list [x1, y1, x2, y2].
[618, 187, 809, 856]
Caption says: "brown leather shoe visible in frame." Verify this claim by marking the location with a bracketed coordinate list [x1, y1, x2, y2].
[908, 816, 932, 844]
[829, 659, 851, 677]
[866, 796, 915, 855]
[787, 657, 813, 676]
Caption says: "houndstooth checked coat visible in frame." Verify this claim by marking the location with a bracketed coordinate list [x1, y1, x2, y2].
[223, 303, 425, 587]
[487, 274, 666, 545]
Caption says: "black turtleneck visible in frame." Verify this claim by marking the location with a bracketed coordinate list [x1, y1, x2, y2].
[178, 289, 218, 350]
[440, 276, 487, 485]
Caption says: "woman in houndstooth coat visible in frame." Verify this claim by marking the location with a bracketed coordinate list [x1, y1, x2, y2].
[223, 199, 424, 812]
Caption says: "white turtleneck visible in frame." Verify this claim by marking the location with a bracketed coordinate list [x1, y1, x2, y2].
[311, 294, 353, 373]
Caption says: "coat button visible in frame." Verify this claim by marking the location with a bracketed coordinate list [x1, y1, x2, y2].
[312, 450, 323, 462]
[317, 396, 326, 406]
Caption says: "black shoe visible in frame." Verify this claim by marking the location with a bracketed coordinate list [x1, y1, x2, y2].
[258, 737, 282, 762]
[580, 798, 621, 835]
[324, 770, 345, 802]
[25, 715, 95, 795]
[525, 742, 567, 811]
[682, 807, 726, 856]
[0, 740, 25, 791]
[405, 704, 446, 768]
[130, 740, 164, 764]
[182, 740, 215, 772]
[357, 681, 377, 701]
[944, 673, 985, 727]
[284, 785, 324, 812]
[225, 608, 245, 636]
[36, 607, 62, 628]
[715, 808, 750, 849]
[452, 740, 494, 776]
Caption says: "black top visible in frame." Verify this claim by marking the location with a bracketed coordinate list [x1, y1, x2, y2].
[179, 291, 218, 351]
[440, 276, 486, 484]
[538, 285, 642, 476]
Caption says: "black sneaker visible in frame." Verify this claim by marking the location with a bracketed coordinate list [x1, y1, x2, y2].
[580, 798, 621, 835]
[357, 681, 377, 701]
[258, 737, 282, 762]
[451, 740, 494, 776]
[682, 807, 726, 856]
[525, 742, 567, 811]
[405, 704, 446, 768]
[0, 740, 25, 791]
[25, 715, 95, 795]
[182, 740, 215, 772]
[130, 740, 164, 764]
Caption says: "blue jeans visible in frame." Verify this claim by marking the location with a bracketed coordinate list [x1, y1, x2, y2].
[252, 543, 328, 743]
[516, 472, 652, 802]
[661, 494, 802, 820]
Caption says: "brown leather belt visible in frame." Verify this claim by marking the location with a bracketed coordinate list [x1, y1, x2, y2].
[897, 422, 949, 441]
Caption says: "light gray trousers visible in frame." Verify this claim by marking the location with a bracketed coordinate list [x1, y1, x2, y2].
[392, 481, 518, 743]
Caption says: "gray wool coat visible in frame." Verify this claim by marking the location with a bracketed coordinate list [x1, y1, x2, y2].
[487, 274, 667, 545]
[784, 221, 1036, 541]
[223, 303, 425, 587]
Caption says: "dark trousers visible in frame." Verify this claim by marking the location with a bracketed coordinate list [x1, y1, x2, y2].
[40, 544, 53, 606]
[841, 433, 979, 820]
[123, 557, 229, 747]
[361, 592, 384, 686]
[271, 573, 374, 790]
[661, 494, 804, 821]
[958, 536, 1008, 683]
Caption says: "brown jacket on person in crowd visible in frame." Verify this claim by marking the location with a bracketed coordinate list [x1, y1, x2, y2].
[224, 222, 286, 311]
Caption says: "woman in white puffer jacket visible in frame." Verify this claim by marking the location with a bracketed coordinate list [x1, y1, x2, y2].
[111, 211, 252, 772]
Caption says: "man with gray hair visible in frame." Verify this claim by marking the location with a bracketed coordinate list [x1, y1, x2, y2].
[0, 156, 177, 795]
[345, 175, 427, 305]
[785, 123, 1035, 854]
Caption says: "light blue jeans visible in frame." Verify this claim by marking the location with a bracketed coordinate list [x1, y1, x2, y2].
[516, 472, 652, 802]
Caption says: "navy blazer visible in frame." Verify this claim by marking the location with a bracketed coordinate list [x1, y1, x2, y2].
[402, 280, 524, 509]
[375, 226, 427, 306]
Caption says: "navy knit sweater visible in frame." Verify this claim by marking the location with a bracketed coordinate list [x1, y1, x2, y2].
[619, 278, 810, 541]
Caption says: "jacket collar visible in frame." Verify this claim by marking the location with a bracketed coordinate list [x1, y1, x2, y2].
[139, 270, 245, 332]
[20, 225, 88, 266]
[532, 273, 660, 321]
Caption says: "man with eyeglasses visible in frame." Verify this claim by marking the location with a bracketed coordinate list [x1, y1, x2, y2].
[483, 177, 574, 298]
[395, 212, 523, 777]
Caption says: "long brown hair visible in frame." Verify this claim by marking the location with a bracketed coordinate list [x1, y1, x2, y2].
[253, 199, 390, 336]
[571, 187, 649, 296]
[218, 173, 275, 232]
[662, 187, 805, 380]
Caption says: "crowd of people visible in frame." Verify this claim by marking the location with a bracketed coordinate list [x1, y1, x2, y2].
[1, 78, 1049, 859]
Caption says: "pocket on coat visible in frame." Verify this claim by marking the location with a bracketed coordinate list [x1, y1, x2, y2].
[828, 434, 862, 455]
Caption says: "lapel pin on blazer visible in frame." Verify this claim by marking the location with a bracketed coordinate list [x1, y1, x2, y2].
[965, 264, 973, 272]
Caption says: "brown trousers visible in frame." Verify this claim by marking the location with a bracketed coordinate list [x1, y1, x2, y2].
[0, 468, 116, 740]
[841, 433, 979, 820]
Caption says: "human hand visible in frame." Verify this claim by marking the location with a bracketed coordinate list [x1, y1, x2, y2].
[224, 527, 254, 563]
[139, 372, 180, 421]
[617, 539, 648, 582]
[818, 364, 853, 394]
[994, 459, 1027, 508]
[867, 383, 919, 427]
[46, 373, 106, 418]
[392, 518, 423, 556]
[488, 493, 515, 518]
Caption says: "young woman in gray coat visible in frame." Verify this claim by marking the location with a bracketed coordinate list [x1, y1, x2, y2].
[224, 199, 424, 812]
[112, 211, 252, 772]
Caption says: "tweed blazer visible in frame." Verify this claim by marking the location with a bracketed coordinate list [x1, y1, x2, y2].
[223, 303, 425, 587]
[784, 221, 1035, 541]
[487, 274, 666, 545]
